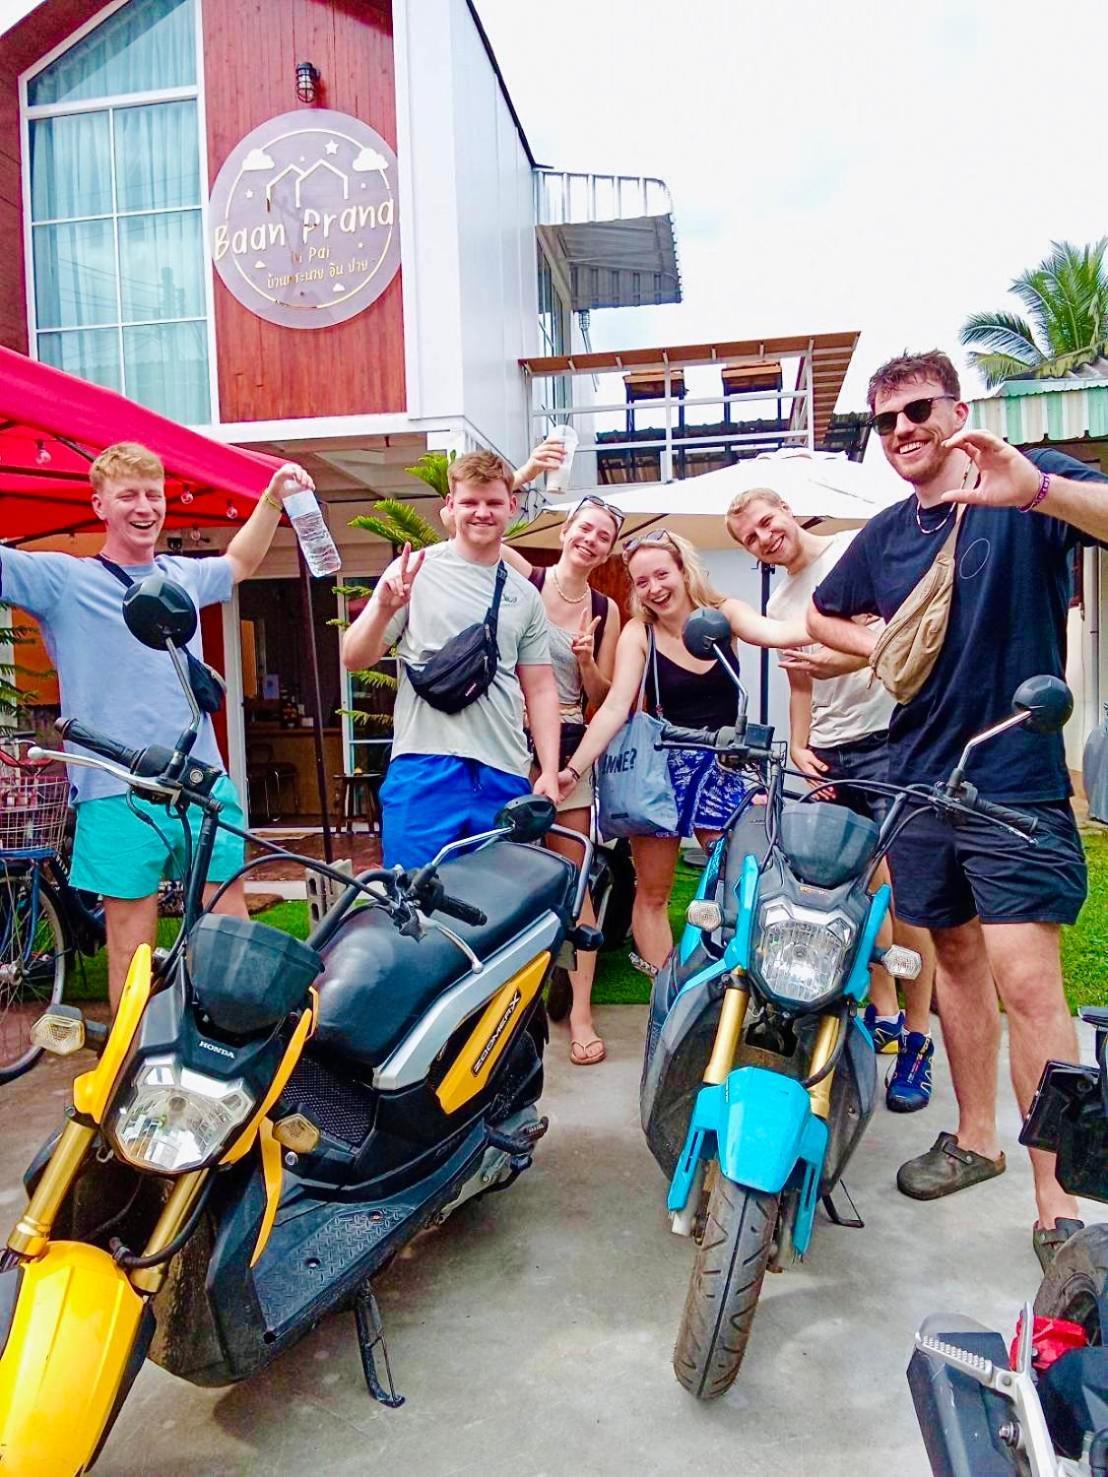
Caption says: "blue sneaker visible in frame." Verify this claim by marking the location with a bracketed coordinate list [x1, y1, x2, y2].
[886, 1031, 934, 1113]
[863, 1005, 904, 1055]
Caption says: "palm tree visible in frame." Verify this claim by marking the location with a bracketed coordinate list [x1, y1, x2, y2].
[960, 239, 1108, 388]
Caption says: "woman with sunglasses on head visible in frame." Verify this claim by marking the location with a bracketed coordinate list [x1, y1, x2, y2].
[495, 446, 624, 1065]
[558, 528, 809, 977]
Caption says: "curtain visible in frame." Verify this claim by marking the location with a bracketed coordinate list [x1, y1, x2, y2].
[37, 328, 122, 393]
[118, 209, 204, 322]
[29, 112, 113, 220]
[28, 0, 196, 107]
[114, 99, 199, 212]
[122, 321, 209, 424]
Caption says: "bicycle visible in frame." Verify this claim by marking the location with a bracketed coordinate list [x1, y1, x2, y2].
[0, 740, 103, 1083]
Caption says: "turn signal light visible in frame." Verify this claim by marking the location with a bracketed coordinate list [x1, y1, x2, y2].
[686, 900, 723, 932]
[272, 1113, 321, 1154]
[881, 945, 922, 981]
[30, 1004, 86, 1056]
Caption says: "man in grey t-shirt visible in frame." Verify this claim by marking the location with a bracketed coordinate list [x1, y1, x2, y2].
[342, 450, 560, 869]
[0, 439, 312, 1007]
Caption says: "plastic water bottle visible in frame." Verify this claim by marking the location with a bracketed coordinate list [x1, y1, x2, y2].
[283, 482, 342, 577]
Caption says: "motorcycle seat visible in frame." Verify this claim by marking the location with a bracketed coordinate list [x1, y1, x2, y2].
[312, 842, 575, 1070]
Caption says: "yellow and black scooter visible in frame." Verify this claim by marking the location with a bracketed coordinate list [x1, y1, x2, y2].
[0, 576, 591, 1474]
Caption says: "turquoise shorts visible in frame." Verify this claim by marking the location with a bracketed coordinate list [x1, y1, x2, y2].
[70, 774, 246, 900]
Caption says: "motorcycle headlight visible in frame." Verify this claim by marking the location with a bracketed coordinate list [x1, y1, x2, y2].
[754, 900, 855, 1008]
[110, 1055, 254, 1172]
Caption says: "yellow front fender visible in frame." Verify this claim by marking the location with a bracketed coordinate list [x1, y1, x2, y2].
[0, 1242, 149, 1476]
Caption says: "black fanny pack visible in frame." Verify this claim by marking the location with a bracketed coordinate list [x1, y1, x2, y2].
[96, 555, 227, 715]
[405, 562, 507, 715]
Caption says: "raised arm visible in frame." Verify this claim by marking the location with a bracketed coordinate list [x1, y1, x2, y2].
[942, 430, 1108, 540]
[341, 543, 424, 671]
[224, 462, 313, 585]
[561, 621, 648, 786]
[574, 597, 620, 708]
[721, 596, 810, 649]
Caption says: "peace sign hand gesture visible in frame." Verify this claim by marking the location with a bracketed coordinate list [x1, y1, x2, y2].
[570, 608, 601, 670]
[939, 429, 1041, 511]
[377, 542, 425, 614]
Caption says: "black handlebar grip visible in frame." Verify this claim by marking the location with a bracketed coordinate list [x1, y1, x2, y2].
[56, 717, 140, 771]
[437, 894, 487, 927]
[660, 723, 718, 747]
[973, 796, 1039, 836]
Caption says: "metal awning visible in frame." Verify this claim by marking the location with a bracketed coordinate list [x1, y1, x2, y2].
[535, 171, 681, 312]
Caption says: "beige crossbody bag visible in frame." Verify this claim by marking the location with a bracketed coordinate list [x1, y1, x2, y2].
[868, 504, 966, 704]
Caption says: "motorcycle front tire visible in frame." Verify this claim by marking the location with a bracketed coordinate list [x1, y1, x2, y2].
[673, 1175, 779, 1400]
[1034, 1222, 1108, 1343]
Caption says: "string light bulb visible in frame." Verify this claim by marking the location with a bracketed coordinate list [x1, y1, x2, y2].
[35, 440, 51, 466]
[225, 501, 239, 521]
[179, 487, 195, 506]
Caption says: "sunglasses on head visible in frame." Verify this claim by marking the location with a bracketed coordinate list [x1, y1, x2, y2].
[569, 494, 625, 532]
[870, 395, 956, 437]
[623, 528, 679, 558]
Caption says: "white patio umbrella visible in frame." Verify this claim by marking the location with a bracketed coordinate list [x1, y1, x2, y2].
[510, 449, 902, 550]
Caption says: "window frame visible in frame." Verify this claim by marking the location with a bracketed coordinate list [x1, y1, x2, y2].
[19, 0, 219, 426]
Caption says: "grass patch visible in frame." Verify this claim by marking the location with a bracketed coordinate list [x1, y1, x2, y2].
[59, 830, 1108, 1012]
[1063, 826, 1108, 1012]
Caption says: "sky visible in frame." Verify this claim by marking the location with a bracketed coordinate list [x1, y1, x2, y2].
[4, 0, 1108, 413]
[478, 0, 1108, 409]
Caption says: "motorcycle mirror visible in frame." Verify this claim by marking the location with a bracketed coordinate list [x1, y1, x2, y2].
[495, 795, 556, 843]
[122, 575, 198, 652]
[1012, 675, 1073, 735]
[683, 607, 732, 661]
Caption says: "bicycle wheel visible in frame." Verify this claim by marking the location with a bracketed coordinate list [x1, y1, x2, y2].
[0, 870, 69, 1084]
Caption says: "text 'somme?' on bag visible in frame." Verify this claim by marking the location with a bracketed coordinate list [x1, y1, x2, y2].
[597, 630, 678, 837]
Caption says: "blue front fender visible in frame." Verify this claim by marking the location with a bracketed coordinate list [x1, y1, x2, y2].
[667, 1066, 829, 1256]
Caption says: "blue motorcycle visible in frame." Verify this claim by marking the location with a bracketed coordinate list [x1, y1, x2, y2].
[640, 608, 1066, 1400]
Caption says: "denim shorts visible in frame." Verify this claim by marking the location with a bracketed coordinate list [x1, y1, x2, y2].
[70, 773, 246, 900]
[887, 799, 1087, 930]
[810, 731, 891, 825]
[663, 747, 747, 839]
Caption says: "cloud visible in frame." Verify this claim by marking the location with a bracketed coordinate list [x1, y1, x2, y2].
[242, 147, 275, 172]
[352, 146, 388, 173]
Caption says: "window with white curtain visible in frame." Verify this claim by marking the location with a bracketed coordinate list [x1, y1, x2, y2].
[25, 0, 211, 424]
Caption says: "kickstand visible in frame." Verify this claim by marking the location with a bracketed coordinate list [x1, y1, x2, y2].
[821, 1181, 864, 1230]
[353, 1283, 405, 1408]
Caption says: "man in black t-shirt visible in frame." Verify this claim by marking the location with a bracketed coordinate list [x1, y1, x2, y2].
[809, 349, 1106, 1262]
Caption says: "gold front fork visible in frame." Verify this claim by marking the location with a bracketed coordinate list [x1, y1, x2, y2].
[702, 979, 750, 1086]
[806, 1014, 842, 1120]
[7, 1118, 96, 1258]
[129, 1170, 208, 1295]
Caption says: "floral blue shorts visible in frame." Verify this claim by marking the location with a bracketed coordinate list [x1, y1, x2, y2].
[663, 747, 747, 838]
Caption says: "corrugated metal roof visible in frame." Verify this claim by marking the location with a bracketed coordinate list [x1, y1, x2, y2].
[968, 381, 1108, 443]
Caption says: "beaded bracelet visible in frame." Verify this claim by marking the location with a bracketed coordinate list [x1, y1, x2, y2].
[1020, 471, 1050, 513]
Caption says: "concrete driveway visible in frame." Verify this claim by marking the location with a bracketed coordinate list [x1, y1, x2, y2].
[0, 1009, 1097, 1476]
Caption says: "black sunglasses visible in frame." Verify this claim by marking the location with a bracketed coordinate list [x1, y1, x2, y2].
[569, 494, 625, 532]
[870, 395, 956, 437]
[623, 528, 678, 558]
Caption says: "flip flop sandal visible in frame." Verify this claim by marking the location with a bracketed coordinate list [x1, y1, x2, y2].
[1032, 1218, 1085, 1273]
[570, 1037, 606, 1066]
[896, 1131, 1006, 1201]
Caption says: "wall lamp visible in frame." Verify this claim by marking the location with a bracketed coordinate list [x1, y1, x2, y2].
[296, 61, 320, 105]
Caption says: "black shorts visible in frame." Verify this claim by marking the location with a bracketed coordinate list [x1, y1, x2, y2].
[810, 731, 890, 826]
[887, 799, 1087, 930]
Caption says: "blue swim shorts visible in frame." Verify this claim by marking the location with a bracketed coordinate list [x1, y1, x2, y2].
[380, 754, 531, 870]
[70, 773, 246, 899]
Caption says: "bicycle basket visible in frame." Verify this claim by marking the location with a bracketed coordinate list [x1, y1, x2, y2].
[0, 762, 70, 856]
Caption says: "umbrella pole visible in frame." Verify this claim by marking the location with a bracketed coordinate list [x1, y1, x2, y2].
[298, 549, 335, 863]
[759, 561, 772, 725]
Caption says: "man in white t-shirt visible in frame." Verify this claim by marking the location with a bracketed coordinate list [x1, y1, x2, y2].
[341, 450, 561, 870]
[727, 487, 936, 1112]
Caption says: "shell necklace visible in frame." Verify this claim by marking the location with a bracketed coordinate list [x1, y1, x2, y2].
[551, 566, 589, 604]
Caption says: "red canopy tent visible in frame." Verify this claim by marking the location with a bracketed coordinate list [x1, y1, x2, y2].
[0, 346, 336, 854]
[0, 345, 282, 543]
